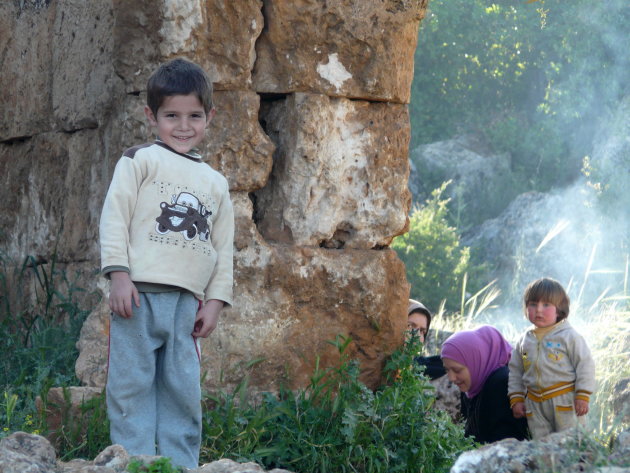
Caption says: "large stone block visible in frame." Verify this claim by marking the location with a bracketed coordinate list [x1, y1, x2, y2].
[51, 1, 119, 132]
[202, 91, 275, 192]
[210, 245, 409, 392]
[0, 1, 119, 141]
[75, 279, 111, 388]
[254, 93, 411, 248]
[252, 0, 427, 102]
[0, 130, 106, 262]
[113, 0, 263, 92]
[198, 0, 264, 90]
[0, 2, 55, 140]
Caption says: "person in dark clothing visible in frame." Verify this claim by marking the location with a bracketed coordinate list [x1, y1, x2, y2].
[408, 299, 446, 380]
[441, 326, 530, 444]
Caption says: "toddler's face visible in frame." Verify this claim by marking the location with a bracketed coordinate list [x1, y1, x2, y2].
[526, 300, 558, 328]
[144, 94, 214, 155]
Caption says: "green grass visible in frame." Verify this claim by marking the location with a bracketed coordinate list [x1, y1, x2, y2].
[0, 253, 94, 438]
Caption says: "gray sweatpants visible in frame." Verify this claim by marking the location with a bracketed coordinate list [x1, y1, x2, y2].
[525, 391, 585, 439]
[106, 291, 201, 469]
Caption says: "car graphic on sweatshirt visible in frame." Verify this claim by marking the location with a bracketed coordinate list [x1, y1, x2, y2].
[155, 192, 211, 241]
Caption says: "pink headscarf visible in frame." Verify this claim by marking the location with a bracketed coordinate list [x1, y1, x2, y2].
[441, 325, 512, 398]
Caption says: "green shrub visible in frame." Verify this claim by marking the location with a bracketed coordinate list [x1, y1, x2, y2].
[392, 182, 486, 313]
[127, 457, 184, 473]
[201, 335, 475, 473]
[0, 253, 94, 438]
[50, 389, 111, 461]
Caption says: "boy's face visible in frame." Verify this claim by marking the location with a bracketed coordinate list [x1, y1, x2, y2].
[526, 300, 558, 328]
[144, 94, 215, 154]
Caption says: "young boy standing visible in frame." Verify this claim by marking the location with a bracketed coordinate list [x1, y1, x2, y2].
[508, 278, 595, 439]
[99, 57, 233, 469]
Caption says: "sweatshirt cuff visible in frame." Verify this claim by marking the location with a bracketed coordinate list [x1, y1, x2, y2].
[509, 392, 526, 407]
[102, 265, 130, 279]
[575, 390, 592, 403]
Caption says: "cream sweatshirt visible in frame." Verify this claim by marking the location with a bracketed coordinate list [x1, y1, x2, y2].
[99, 141, 233, 304]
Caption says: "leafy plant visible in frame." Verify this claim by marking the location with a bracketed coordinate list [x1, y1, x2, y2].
[127, 457, 184, 473]
[0, 252, 95, 440]
[392, 182, 486, 313]
[50, 389, 111, 461]
[201, 334, 475, 473]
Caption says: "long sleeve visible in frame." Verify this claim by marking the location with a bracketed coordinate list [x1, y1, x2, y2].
[567, 331, 596, 402]
[99, 155, 144, 275]
[203, 183, 234, 305]
[508, 338, 526, 407]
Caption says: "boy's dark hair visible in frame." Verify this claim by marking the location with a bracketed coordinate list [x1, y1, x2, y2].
[523, 277, 570, 322]
[146, 57, 214, 116]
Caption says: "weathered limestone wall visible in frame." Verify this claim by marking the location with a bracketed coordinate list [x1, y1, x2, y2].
[0, 0, 427, 392]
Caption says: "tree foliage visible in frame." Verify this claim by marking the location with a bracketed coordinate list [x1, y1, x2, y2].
[411, 0, 630, 199]
[392, 183, 476, 312]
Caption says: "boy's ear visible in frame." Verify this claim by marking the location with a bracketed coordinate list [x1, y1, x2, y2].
[144, 105, 158, 127]
[206, 107, 217, 126]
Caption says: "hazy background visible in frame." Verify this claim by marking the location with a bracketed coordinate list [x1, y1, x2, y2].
[399, 0, 630, 331]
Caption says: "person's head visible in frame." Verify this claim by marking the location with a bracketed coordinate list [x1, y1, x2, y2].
[523, 277, 569, 328]
[440, 325, 511, 398]
[144, 58, 216, 154]
[407, 299, 431, 343]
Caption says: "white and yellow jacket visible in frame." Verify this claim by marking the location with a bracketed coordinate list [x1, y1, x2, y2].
[508, 320, 595, 407]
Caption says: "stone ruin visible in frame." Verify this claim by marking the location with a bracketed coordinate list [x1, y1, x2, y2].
[0, 0, 428, 395]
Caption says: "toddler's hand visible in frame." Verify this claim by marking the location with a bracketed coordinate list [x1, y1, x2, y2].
[512, 402, 526, 419]
[575, 398, 589, 416]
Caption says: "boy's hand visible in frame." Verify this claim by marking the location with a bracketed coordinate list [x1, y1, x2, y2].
[512, 402, 526, 419]
[109, 271, 140, 318]
[575, 399, 589, 416]
[192, 299, 224, 338]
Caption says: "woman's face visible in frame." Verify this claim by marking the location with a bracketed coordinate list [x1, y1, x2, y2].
[442, 358, 471, 393]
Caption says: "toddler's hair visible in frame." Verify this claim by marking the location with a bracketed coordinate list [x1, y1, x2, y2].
[146, 57, 214, 116]
[523, 277, 570, 322]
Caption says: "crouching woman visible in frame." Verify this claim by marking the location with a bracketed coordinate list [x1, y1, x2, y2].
[441, 325, 530, 444]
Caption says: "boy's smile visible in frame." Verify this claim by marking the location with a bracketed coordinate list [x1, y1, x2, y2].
[144, 94, 215, 155]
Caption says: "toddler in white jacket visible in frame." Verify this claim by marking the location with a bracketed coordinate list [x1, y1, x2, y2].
[508, 277, 595, 439]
